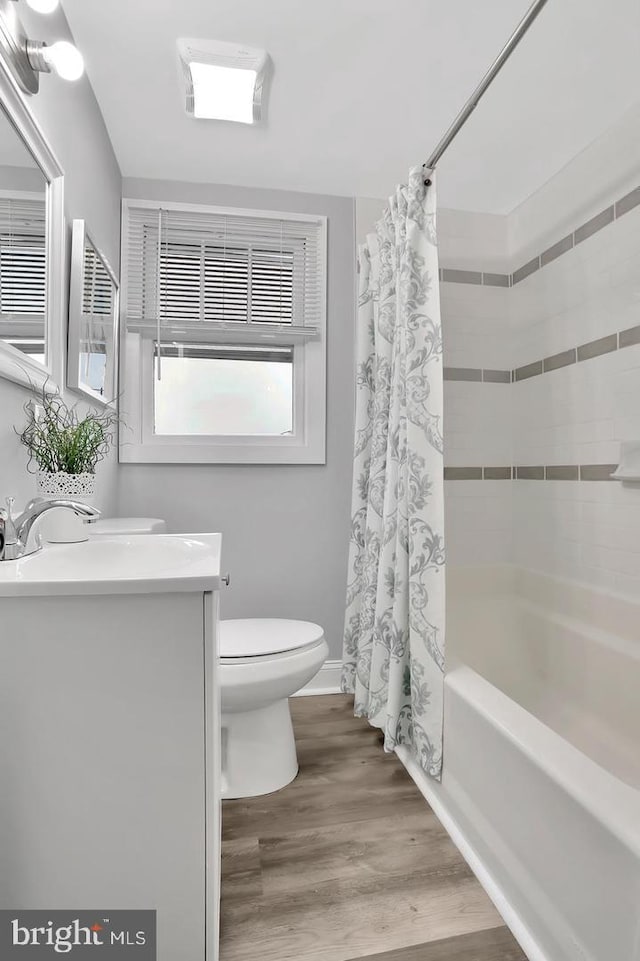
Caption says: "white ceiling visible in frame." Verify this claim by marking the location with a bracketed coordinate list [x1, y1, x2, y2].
[61, 0, 640, 213]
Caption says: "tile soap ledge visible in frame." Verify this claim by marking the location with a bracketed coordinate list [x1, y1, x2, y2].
[610, 442, 640, 482]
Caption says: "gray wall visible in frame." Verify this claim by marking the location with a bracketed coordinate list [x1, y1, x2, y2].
[0, 7, 121, 512]
[0, 163, 44, 192]
[118, 179, 356, 658]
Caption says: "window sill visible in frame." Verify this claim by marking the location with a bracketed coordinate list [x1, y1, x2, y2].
[119, 440, 326, 465]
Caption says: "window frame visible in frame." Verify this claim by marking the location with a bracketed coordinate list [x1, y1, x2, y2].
[119, 198, 327, 465]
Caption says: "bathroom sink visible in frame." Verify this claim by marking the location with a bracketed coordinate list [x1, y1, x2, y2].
[0, 533, 222, 596]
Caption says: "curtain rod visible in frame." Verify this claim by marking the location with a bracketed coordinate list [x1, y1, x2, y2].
[423, 0, 551, 184]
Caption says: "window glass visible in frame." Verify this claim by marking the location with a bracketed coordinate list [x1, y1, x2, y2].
[153, 344, 294, 436]
[79, 351, 107, 394]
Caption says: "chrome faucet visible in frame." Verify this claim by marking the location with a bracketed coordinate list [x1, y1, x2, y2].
[0, 496, 101, 561]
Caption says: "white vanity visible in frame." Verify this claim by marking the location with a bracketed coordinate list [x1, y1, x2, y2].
[0, 533, 222, 961]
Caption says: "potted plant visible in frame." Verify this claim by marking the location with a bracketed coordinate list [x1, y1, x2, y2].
[16, 386, 118, 499]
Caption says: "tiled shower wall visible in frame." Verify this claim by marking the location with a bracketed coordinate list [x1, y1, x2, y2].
[510, 196, 640, 595]
[442, 283, 513, 566]
[441, 128, 640, 596]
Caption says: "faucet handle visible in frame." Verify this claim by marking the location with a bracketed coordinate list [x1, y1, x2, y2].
[0, 504, 17, 558]
[4, 498, 17, 542]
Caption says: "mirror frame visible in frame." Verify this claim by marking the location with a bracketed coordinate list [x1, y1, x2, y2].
[67, 218, 119, 407]
[0, 47, 64, 392]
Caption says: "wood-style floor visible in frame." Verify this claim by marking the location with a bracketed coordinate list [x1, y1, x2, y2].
[220, 694, 527, 961]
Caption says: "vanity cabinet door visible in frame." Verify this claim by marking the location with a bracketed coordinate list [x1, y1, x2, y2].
[0, 591, 217, 961]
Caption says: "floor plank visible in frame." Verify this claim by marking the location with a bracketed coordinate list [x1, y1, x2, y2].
[220, 694, 527, 961]
[220, 838, 262, 904]
[221, 875, 504, 961]
[345, 925, 528, 961]
[257, 811, 472, 895]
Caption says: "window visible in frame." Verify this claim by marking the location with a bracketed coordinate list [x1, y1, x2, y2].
[120, 200, 327, 463]
[153, 344, 294, 436]
[0, 196, 47, 358]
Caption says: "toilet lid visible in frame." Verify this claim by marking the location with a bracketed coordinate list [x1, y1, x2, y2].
[220, 618, 325, 658]
[90, 517, 167, 535]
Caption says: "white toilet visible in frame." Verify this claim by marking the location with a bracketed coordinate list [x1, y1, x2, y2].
[86, 517, 328, 800]
[220, 619, 328, 799]
[89, 517, 167, 536]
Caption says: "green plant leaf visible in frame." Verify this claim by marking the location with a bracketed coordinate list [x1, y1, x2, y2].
[15, 383, 119, 476]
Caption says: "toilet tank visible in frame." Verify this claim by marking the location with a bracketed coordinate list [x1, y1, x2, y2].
[90, 517, 167, 536]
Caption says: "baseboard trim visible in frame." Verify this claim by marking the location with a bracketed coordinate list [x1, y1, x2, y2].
[395, 745, 549, 961]
[293, 659, 343, 697]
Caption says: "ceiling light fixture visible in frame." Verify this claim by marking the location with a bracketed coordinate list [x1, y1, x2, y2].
[177, 38, 270, 125]
[0, 0, 83, 93]
[24, 0, 59, 14]
[27, 39, 84, 80]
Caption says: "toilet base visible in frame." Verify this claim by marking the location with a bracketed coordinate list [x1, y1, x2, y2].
[221, 698, 299, 799]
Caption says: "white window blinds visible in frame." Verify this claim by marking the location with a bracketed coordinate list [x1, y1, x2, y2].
[0, 198, 46, 321]
[79, 246, 115, 359]
[83, 245, 114, 318]
[123, 203, 325, 340]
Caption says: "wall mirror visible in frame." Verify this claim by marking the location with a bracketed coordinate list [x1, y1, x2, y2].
[0, 64, 64, 389]
[67, 219, 119, 405]
[0, 104, 47, 366]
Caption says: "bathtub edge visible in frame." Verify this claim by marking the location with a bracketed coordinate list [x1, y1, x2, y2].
[395, 743, 550, 961]
[445, 666, 640, 855]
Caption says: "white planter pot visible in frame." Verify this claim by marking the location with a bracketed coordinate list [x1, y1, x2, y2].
[36, 471, 96, 499]
[35, 471, 97, 544]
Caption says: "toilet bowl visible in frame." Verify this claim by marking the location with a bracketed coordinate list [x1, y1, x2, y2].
[220, 619, 328, 799]
[83, 517, 326, 799]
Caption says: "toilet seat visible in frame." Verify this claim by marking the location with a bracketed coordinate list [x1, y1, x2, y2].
[219, 618, 329, 798]
[220, 618, 325, 659]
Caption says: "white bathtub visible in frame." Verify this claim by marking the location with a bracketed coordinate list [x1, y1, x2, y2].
[397, 566, 640, 961]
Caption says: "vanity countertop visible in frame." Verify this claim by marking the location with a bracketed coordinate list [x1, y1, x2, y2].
[0, 532, 222, 597]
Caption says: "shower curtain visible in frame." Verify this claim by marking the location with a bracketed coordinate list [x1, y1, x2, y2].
[342, 167, 445, 778]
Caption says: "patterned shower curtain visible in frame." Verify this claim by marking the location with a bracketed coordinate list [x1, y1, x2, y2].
[341, 167, 445, 778]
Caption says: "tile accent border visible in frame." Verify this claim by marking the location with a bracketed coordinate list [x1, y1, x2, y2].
[439, 183, 640, 288]
[543, 348, 576, 373]
[577, 333, 617, 362]
[512, 325, 640, 384]
[545, 465, 579, 481]
[579, 464, 619, 481]
[443, 323, 640, 387]
[483, 466, 512, 480]
[514, 361, 542, 382]
[438, 268, 510, 288]
[516, 466, 544, 480]
[443, 367, 510, 383]
[443, 467, 483, 481]
[445, 464, 617, 482]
